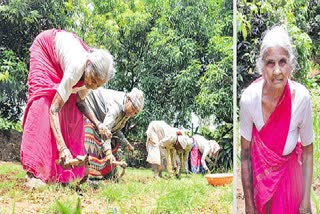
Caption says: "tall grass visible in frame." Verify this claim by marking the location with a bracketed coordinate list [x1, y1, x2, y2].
[312, 87, 320, 178]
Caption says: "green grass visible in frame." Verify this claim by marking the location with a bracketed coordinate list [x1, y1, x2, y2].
[311, 88, 320, 213]
[313, 113, 320, 177]
[312, 87, 320, 178]
[0, 163, 232, 213]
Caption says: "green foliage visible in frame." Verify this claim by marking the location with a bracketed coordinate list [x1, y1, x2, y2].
[311, 88, 320, 178]
[237, 0, 318, 98]
[122, 141, 148, 168]
[197, 56, 233, 124]
[0, 117, 22, 132]
[200, 124, 233, 172]
[0, 0, 69, 59]
[0, 0, 233, 170]
[0, 0, 70, 126]
[311, 89, 320, 212]
[311, 189, 320, 214]
[66, 0, 234, 145]
[55, 197, 81, 214]
[0, 49, 27, 122]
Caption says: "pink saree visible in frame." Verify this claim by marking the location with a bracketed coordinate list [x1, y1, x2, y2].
[251, 82, 303, 213]
[20, 29, 89, 183]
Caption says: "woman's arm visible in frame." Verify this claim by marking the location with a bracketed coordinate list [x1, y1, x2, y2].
[113, 131, 134, 151]
[76, 94, 112, 140]
[49, 93, 73, 166]
[201, 145, 210, 172]
[241, 136, 256, 213]
[300, 144, 313, 213]
[76, 95, 100, 128]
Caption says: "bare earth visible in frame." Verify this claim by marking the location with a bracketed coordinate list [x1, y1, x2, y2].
[0, 161, 150, 213]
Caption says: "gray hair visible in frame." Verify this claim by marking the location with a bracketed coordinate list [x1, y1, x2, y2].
[88, 48, 115, 81]
[256, 25, 296, 74]
[127, 87, 144, 113]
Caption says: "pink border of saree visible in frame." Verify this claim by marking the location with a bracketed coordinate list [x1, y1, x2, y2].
[251, 81, 303, 213]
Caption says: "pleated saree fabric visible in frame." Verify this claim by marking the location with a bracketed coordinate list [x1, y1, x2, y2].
[251, 82, 303, 213]
[20, 29, 89, 183]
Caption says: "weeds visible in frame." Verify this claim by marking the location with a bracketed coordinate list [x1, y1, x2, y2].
[0, 164, 232, 213]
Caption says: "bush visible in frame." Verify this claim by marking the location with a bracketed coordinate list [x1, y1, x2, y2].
[199, 124, 233, 172]
[0, 48, 28, 122]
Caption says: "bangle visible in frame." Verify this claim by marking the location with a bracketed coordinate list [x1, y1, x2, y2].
[59, 146, 68, 153]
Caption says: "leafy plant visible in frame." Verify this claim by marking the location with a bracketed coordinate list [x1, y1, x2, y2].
[0, 117, 22, 132]
[0, 0, 71, 127]
[200, 124, 233, 172]
[237, 0, 317, 98]
[55, 197, 81, 214]
[0, 49, 27, 123]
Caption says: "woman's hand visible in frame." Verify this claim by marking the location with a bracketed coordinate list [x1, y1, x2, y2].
[97, 123, 112, 140]
[104, 150, 115, 165]
[299, 200, 312, 214]
[126, 143, 134, 152]
[57, 147, 74, 169]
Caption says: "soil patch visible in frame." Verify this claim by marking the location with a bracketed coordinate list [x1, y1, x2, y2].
[0, 130, 22, 161]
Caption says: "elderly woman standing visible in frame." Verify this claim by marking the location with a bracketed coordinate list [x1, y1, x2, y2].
[20, 29, 115, 185]
[146, 120, 192, 178]
[83, 87, 144, 178]
[240, 26, 314, 214]
[189, 134, 220, 173]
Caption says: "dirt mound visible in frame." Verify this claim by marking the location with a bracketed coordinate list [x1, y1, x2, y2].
[0, 130, 22, 161]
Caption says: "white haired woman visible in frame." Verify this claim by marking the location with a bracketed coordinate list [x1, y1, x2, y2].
[83, 87, 144, 179]
[240, 26, 314, 213]
[20, 29, 115, 185]
[146, 121, 192, 178]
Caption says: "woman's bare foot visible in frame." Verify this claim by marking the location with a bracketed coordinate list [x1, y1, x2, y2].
[25, 172, 46, 189]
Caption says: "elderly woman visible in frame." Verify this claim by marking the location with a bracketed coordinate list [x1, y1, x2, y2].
[20, 29, 115, 185]
[146, 120, 192, 178]
[189, 134, 220, 173]
[240, 26, 314, 214]
[83, 87, 144, 178]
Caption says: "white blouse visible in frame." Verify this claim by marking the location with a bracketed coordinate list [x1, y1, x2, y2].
[54, 31, 89, 102]
[240, 79, 314, 155]
[193, 135, 213, 159]
[146, 121, 177, 148]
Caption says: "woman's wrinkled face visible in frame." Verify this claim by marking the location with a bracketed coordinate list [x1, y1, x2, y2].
[262, 47, 291, 90]
[84, 62, 106, 89]
[125, 98, 139, 117]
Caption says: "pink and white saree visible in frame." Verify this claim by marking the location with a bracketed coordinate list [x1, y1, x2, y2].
[251, 82, 303, 213]
[20, 29, 89, 183]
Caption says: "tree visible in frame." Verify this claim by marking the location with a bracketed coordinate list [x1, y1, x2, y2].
[0, 0, 234, 170]
[237, 0, 317, 97]
[0, 0, 70, 122]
